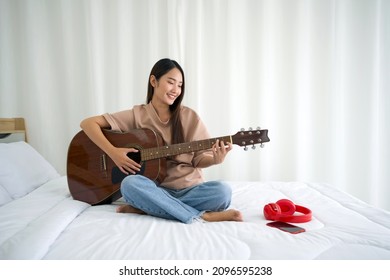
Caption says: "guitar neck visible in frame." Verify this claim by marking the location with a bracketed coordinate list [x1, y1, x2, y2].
[141, 135, 232, 161]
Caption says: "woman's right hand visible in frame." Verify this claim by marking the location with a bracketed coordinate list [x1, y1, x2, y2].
[108, 147, 141, 175]
[80, 116, 142, 175]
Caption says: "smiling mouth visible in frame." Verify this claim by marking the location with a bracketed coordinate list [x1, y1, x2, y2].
[167, 93, 177, 100]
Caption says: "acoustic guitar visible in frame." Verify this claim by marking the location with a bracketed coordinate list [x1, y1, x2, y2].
[67, 128, 270, 205]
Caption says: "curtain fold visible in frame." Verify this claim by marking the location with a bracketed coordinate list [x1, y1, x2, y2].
[1, 0, 389, 210]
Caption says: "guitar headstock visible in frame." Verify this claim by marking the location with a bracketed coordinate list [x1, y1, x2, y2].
[232, 127, 270, 150]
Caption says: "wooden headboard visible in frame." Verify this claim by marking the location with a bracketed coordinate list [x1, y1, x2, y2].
[0, 118, 27, 143]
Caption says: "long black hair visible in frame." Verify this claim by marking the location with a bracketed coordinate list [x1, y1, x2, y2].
[146, 58, 185, 144]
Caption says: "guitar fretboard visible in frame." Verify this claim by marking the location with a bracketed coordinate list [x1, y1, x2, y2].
[141, 135, 232, 161]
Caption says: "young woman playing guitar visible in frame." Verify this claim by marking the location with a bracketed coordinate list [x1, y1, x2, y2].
[80, 58, 243, 223]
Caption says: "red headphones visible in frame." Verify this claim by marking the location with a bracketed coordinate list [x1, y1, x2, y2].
[263, 199, 312, 223]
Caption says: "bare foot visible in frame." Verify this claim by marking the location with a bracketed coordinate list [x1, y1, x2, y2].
[116, 205, 146, 215]
[202, 209, 243, 222]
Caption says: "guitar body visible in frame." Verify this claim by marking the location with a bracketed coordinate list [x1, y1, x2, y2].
[67, 129, 166, 205]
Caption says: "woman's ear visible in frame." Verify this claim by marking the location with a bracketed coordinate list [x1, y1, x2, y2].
[150, 75, 157, 88]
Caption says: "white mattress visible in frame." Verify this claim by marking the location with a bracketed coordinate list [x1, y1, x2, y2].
[1, 176, 390, 260]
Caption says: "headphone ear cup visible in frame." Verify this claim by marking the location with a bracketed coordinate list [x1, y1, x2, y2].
[263, 203, 281, 220]
[276, 199, 296, 216]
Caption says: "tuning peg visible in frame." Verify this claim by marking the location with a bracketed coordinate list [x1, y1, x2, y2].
[256, 126, 261, 130]
[260, 143, 265, 148]
[248, 127, 253, 131]
[252, 145, 256, 150]
[241, 128, 245, 131]
[244, 146, 248, 151]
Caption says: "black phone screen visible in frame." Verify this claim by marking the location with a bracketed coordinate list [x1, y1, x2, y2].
[266, 221, 305, 234]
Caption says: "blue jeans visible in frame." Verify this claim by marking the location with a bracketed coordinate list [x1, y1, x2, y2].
[120, 175, 232, 224]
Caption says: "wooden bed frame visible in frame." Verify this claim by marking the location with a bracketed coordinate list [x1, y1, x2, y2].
[0, 118, 27, 142]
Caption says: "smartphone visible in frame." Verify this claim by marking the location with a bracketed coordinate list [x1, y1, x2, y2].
[266, 221, 305, 234]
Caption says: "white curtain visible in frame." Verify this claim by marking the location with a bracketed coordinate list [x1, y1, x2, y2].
[1, 0, 389, 210]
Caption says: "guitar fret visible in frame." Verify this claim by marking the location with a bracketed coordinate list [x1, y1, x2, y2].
[141, 136, 233, 161]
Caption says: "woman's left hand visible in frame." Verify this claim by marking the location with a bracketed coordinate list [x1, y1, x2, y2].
[212, 139, 233, 164]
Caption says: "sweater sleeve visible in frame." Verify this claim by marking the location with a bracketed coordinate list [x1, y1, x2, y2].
[102, 109, 135, 132]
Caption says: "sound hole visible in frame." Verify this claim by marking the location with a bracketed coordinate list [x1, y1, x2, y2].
[111, 151, 145, 184]
[127, 151, 141, 164]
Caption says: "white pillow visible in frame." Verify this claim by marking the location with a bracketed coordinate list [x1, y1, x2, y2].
[0, 141, 60, 200]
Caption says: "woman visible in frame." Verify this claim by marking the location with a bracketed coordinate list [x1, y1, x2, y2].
[80, 58, 243, 223]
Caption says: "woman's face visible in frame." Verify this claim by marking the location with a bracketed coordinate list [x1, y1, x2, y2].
[150, 68, 183, 107]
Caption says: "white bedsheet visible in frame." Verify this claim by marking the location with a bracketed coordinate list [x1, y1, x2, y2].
[1, 177, 390, 260]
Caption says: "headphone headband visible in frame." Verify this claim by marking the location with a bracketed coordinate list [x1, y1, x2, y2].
[263, 199, 312, 223]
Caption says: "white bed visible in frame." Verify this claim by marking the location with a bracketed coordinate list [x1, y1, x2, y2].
[1, 120, 390, 260]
